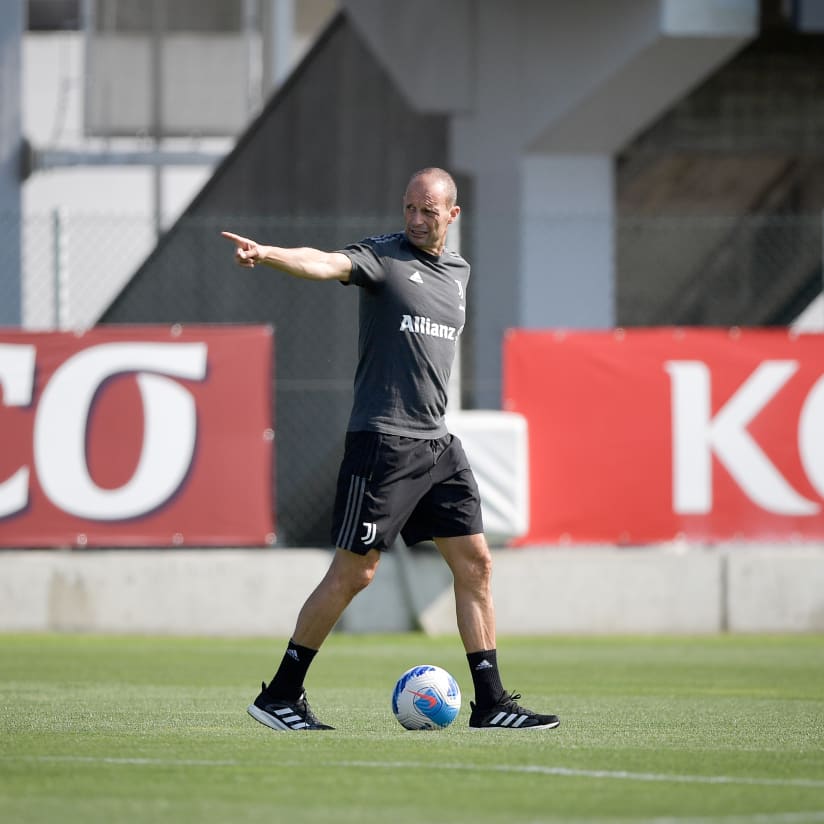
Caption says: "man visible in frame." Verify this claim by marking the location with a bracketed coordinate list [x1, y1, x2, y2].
[221, 167, 560, 731]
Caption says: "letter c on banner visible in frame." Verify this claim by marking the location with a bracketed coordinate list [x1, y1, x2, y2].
[0, 344, 36, 517]
[34, 342, 208, 520]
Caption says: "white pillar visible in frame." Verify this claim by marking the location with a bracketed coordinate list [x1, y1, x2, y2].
[262, 0, 296, 97]
[520, 154, 615, 329]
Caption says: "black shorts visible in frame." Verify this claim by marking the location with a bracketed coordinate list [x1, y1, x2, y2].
[331, 432, 484, 554]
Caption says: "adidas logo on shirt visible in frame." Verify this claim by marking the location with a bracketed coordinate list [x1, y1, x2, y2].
[409, 271, 424, 284]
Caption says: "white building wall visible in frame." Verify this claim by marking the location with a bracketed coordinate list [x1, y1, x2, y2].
[19, 1, 338, 330]
[21, 32, 227, 329]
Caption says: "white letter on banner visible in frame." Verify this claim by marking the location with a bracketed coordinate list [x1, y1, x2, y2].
[799, 374, 824, 500]
[34, 342, 207, 520]
[0, 344, 36, 517]
[665, 360, 819, 516]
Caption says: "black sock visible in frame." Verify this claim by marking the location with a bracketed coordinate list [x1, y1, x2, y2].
[262, 640, 318, 701]
[467, 649, 505, 708]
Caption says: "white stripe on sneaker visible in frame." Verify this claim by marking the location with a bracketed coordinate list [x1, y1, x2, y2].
[484, 712, 537, 728]
[248, 704, 308, 731]
[247, 704, 289, 731]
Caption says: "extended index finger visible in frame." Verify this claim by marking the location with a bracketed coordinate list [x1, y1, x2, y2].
[220, 230, 251, 247]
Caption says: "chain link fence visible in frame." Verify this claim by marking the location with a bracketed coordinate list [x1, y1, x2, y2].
[21, 210, 158, 329]
[8, 210, 823, 331]
[2, 210, 822, 544]
[616, 213, 824, 325]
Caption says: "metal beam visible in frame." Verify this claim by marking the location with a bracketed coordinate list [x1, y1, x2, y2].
[0, 0, 24, 325]
[31, 147, 228, 171]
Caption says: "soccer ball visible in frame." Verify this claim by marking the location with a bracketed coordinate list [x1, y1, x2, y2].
[391, 664, 462, 730]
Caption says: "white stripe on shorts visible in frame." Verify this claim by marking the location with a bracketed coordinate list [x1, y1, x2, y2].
[336, 475, 366, 549]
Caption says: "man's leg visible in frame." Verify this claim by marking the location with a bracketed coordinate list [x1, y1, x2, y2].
[434, 533, 560, 730]
[268, 547, 380, 696]
[435, 533, 504, 706]
[248, 547, 380, 731]
[293, 547, 381, 648]
[434, 533, 495, 653]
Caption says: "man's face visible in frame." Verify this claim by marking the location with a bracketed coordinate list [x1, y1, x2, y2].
[403, 175, 460, 256]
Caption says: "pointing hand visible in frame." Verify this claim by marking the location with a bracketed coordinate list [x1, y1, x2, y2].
[221, 231, 260, 268]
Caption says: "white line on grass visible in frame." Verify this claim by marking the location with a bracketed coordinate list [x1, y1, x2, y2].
[653, 815, 824, 824]
[5, 755, 239, 767]
[342, 761, 824, 789]
[6, 754, 824, 791]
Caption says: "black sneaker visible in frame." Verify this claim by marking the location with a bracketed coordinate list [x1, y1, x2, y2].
[247, 683, 334, 731]
[469, 691, 560, 730]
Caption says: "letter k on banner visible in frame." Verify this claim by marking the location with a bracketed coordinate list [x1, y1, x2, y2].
[665, 360, 821, 516]
[504, 328, 824, 544]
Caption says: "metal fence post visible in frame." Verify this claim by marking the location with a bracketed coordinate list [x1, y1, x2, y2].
[52, 207, 69, 329]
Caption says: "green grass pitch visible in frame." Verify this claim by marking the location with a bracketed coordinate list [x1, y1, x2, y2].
[1, 632, 823, 823]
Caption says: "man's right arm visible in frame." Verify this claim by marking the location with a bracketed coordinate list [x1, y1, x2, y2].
[221, 231, 352, 282]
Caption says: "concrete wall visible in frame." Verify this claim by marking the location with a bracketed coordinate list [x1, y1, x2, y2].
[2, 544, 823, 636]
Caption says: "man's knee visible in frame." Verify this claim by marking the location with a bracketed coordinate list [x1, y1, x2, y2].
[329, 548, 380, 596]
[437, 534, 493, 588]
[466, 545, 493, 588]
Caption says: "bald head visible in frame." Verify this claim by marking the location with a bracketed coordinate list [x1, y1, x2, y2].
[405, 168, 458, 209]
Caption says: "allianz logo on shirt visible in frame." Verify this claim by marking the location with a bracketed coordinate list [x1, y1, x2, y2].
[399, 314, 460, 341]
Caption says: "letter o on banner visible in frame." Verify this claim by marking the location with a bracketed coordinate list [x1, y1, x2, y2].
[33, 342, 207, 520]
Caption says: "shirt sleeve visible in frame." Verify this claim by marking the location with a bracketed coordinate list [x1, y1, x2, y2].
[338, 239, 386, 288]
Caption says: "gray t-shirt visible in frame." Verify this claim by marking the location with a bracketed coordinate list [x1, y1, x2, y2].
[340, 232, 470, 438]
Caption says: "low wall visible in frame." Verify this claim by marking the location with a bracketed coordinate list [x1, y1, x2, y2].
[1, 544, 823, 636]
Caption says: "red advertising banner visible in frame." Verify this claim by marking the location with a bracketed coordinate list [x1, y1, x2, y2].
[503, 328, 824, 545]
[0, 326, 274, 547]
